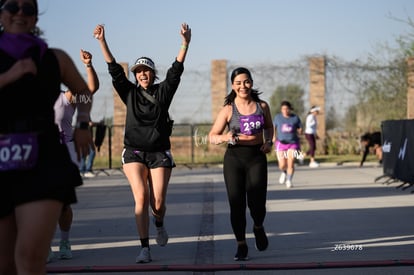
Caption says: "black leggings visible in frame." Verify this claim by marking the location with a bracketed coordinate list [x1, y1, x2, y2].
[305, 133, 316, 157]
[223, 145, 268, 242]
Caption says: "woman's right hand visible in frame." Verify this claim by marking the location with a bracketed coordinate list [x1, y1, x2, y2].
[93, 24, 105, 41]
[225, 131, 237, 144]
[1, 58, 37, 87]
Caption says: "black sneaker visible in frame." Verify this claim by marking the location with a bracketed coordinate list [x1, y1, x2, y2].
[234, 244, 248, 261]
[253, 226, 269, 251]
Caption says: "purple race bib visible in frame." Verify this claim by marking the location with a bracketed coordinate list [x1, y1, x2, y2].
[239, 114, 264, 135]
[0, 133, 39, 171]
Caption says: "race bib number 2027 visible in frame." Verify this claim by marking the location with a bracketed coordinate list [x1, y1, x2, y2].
[0, 133, 39, 171]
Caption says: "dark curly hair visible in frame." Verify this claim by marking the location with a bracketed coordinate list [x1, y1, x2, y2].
[0, 0, 41, 36]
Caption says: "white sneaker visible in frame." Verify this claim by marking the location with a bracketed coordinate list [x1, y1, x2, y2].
[286, 180, 293, 188]
[83, 171, 96, 178]
[279, 172, 286, 184]
[309, 161, 319, 168]
[136, 247, 152, 263]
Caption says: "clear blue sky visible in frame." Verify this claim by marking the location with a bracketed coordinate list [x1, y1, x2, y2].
[37, 0, 413, 72]
[36, 0, 414, 123]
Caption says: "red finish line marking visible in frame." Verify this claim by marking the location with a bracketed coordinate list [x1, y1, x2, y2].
[47, 259, 414, 273]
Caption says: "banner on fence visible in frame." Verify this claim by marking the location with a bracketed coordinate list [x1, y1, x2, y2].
[381, 119, 414, 183]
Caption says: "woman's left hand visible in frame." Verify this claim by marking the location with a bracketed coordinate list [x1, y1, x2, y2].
[180, 23, 191, 44]
[261, 142, 273, 154]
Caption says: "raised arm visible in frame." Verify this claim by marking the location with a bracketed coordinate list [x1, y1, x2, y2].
[80, 49, 99, 94]
[176, 23, 191, 63]
[53, 48, 93, 159]
[94, 24, 115, 63]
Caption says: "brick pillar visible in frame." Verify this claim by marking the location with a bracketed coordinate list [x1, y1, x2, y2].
[407, 57, 414, 119]
[112, 62, 128, 162]
[211, 60, 228, 121]
[309, 57, 326, 154]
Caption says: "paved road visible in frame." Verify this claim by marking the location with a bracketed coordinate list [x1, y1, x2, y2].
[46, 162, 414, 274]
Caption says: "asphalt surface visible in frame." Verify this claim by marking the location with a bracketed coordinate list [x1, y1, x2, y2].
[46, 162, 414, 274]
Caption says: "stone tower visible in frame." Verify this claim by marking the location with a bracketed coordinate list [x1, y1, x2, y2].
[211, 60, 228, 121]
[309, 57, 326, 154]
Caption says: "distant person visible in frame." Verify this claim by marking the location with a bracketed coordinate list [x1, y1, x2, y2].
[209, 67, 273, 261]
[0, 0, 93, 273]
[273, 101, 303, 188]
[94, 22, 191, 263]
[79, 121, 97, 178]
[360, 131, 382, 167]
[50, 49, 99, 262]
[304, 106, 320, 168]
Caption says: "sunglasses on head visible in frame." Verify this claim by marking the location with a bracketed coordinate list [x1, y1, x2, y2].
[1, 2, 36, 16]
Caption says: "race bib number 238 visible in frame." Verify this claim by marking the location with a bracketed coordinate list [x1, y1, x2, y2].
[0, 133, 39, 171]
[239, 114, 264, 135]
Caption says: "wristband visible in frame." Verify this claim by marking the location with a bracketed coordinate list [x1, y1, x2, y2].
[76, 121, 90, 129]
[85, 63, 92, 68]
[180, 45, 188, 50]
[265, 140, 273, 146]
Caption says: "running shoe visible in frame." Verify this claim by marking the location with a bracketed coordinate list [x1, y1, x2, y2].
[279, 172, 286, 184]
[309, 161, 319, 168]
[136, 247, 152, 263]
[286, 179, 293, 188]
[234, 244, 249, 261]
[156, 225, 169, 246]
[253, 226, 269, 251]
[59, 240, 73, 259]
[83, 171, 96, 178]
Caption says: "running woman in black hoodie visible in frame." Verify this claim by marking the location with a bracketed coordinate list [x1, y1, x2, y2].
[94, 22, 191, 263]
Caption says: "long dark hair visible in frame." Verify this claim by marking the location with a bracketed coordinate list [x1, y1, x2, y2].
[224, 67, 262, 105]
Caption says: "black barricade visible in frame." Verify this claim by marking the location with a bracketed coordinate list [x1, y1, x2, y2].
[381, 119, 414, 183]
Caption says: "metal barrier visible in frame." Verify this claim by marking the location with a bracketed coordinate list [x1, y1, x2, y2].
[376, 119, 414, 193]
